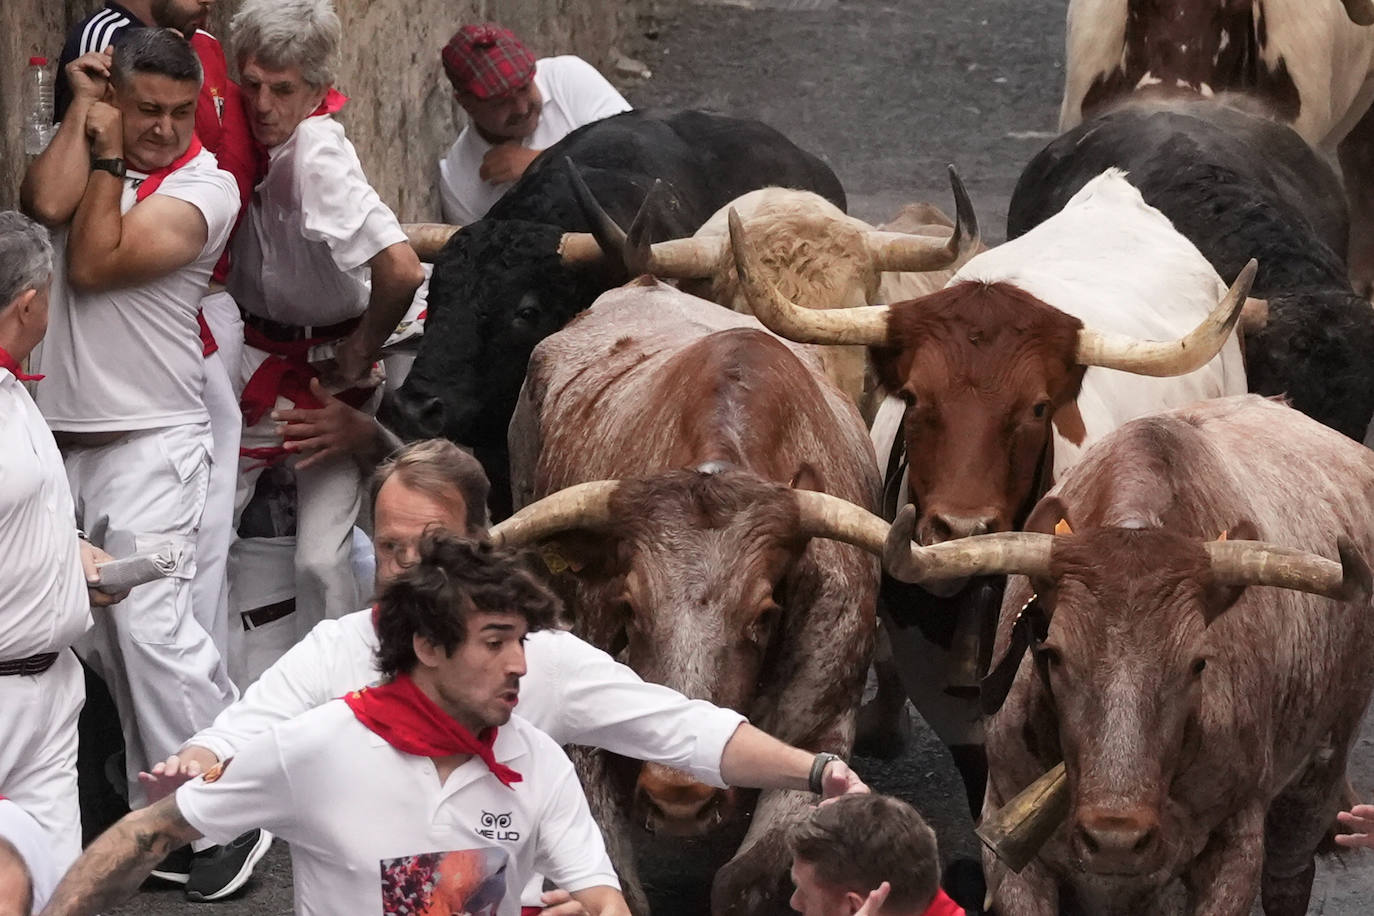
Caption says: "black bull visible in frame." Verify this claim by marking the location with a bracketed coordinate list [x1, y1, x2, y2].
[380, 109, 847, 514]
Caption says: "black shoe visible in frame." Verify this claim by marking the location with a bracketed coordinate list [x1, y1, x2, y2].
[147, 844, 194, 885]
[184, 828, 273, 902]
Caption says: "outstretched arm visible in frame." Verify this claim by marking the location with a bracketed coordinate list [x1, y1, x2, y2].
[719, 723, 868, 799]
[39, 796, 202, 916]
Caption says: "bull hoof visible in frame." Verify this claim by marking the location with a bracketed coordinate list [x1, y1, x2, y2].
[853, 697, 912, 760]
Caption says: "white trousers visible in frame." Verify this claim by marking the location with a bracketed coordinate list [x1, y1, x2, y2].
[234, 343, 368, 629]
[65, 423, 236, 807]
[194, 290, 245, 667]
[0, 649, 84, 871]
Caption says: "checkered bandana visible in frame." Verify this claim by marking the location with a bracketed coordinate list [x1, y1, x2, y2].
[442, 24, 536, 99]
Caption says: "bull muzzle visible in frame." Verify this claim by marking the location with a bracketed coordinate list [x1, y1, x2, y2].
[1072, 804, 1163, 876]
[634, 763, 736, 837]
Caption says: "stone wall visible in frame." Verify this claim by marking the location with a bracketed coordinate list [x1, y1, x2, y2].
[0, 0, 644, 219]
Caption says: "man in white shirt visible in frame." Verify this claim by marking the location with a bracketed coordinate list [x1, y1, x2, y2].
[41, 536, 631, 916]
[227, 0, 425, 641]
[438, 23, 632, 224]
[19, 29, 239, 834]
[0, 212, 128, 876]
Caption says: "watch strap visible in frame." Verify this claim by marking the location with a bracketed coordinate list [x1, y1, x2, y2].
[808, 752, 841, 795]
[92, 157, 126, 178]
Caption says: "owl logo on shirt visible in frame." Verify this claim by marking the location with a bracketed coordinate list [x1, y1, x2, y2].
[476, 811, 519, 841]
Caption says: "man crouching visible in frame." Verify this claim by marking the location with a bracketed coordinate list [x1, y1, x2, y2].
[39, 535, 630, 916]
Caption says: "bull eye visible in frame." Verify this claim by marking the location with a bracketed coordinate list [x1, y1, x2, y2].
[1192, 657, 1207, 677]
[1032, 400, 1050, 420]
[514, 305, 540, 325]
[749, 604, 780, 648]
[1034, 644, 1062, 668]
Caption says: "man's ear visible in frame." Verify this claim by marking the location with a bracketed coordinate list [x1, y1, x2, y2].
[844, 889, 868, 915]
[412, 633, 443, 669]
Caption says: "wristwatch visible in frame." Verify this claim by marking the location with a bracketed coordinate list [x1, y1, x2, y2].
[92, 157, 126, 178]
[808, 752, 842, 795]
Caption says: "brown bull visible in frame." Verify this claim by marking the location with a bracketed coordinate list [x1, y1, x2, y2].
[885, 395, 1374, 915]
[499, 278, 886, 916]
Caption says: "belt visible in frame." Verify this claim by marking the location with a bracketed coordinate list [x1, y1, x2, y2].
[242, 598, 295, 631]
[0, 652, 59, 677]
[240, 310, 361, 343]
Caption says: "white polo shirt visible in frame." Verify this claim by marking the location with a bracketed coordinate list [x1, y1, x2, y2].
[230, 115, 408, 327]
[0, 798, 59, 912]
[0, 368, 89, 659]
[191, 614, 745, 787]
[35, 149, 237, 432]
[438, 56, 632, 224]
[177, 703, 619, 916]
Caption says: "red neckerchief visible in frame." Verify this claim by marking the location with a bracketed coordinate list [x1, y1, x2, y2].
[248, 88, 351, 187]
[922, 888, 965, 916]
[133, 136, 204, 202]
[0, 346, 42, 382]
[343, 673, 522, 788]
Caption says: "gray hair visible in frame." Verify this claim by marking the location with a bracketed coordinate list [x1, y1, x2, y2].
[110, 27, 203, 89]
[0, 212, 53, 310]
[231, 0, 342, 89]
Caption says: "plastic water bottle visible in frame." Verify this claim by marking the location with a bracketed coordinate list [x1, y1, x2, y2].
[24, 56, 55, 156]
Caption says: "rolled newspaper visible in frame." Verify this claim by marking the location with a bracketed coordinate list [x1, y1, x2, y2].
[94, 544, 182, 594]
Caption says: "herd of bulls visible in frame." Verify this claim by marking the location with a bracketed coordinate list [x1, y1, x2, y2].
[379, 2, 1374, 914]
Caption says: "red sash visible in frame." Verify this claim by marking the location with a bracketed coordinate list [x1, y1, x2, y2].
[0, 346, 42, 382]
[922, 888, 965, 916]
[342, 673, 522, 788]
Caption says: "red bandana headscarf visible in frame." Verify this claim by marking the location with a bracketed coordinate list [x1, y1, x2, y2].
[0, 346, 42, 382]
[342, 672, 522, 788]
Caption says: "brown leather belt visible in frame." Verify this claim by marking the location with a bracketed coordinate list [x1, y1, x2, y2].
[240, 311, 361, 343]
[0, 652, 59, 677]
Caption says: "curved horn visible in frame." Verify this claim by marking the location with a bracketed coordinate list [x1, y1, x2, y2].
[1342, 0, 1374, 26]
[883, 504, 1054, 584]
[487, 480, 621, 548]
[729, 208, 892, 345]
[1075, 258, 1257, 376]
[558, 232, 604, 265]
[792, 490, 892, 555]
[867, 165, 982, 272]
[1205, 535, 1373, 602]
[567, 157, 626, 266]
[404, 223, 461, 262]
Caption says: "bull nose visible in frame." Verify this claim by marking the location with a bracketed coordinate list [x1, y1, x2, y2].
[922, 512, 998, 545]
[382, 391, 447, 439]
[1073, 807, 1161, 875]
[635, 764, 731, 837]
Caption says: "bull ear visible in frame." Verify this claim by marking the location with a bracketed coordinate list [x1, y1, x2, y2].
[1051, 399, 1086, 446]
[1203, 519, 1260, 623]
[1024, 496, 1070, 536]
[789, 462, 825, 493]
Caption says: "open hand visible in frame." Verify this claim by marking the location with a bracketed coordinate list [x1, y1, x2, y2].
[138, 746, 220, 804]
[275, 377, 380, 469]
[1337, 805, 1374, 849]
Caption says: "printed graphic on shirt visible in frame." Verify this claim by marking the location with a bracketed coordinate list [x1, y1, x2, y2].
[476, 811, 520, 842]
[380, 847, 509, 915]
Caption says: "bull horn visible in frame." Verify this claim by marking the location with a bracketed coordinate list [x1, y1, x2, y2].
[729, 208, 892, 345]
[792, 490, 892, 555]
[1075, 259, 1256, 376]
[866, 165, 981, 273]
[883, 504, 1054, 584]
[1205, 535, 1373, 602]
[487, 480, 621, 548]
[1342, 0, 1374, 26]
[1240, 297, 1269, 335]
[404, 223, 461, 261]
[558, 232, 604, 265]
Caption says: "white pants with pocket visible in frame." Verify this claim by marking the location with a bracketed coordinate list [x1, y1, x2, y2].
[65, 423, 236, 807]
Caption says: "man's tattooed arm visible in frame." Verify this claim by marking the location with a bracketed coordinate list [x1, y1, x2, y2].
[40, 795, 203, 916]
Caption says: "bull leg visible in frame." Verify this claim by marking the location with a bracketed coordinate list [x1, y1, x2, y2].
[853, 622, 912, 760]
[1338, 102, 1374, 298]
[571, 748, 651, 916]
[1260, 729, 1356, 916]
[1180, 804, 1265, 916]
[711, 788, 810, 916]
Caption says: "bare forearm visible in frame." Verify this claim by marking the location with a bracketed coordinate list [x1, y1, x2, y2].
[21, 101, 95, 226]
[40, 797, 202, 916]
[67, 172, 128, 292]
[357, 243, 424, 356]
[718, 723, 815, 792]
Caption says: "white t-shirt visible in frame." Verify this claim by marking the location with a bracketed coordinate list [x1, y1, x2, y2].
[438, 56, 632, 224]
[0, 798, 60, 912]
[191, 614, 745, 787]
[230, 116, 409, 327]
[177, 703, 619, 916]
[0, 368, 89, 659]
[35, 149, 237, 431]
